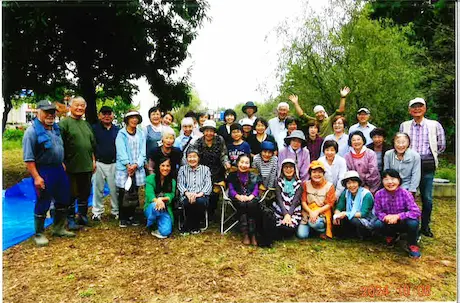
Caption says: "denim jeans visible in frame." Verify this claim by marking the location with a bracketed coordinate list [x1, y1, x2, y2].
[373, 218, 419, 246]
[419, 171, 434, 230]
[144, 203, 172, 236]
[297, 217, 326, 239]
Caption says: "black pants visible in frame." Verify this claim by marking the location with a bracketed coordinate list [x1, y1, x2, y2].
[334, 217, 371, 239]
[118, 187, 139, 221]
[183, 196, 208, 231]
[234, 198, 259, 235]
[67, 172, 92, 217]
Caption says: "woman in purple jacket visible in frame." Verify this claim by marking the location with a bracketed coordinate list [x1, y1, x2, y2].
[344, 131, 381, 195]
[277, 130, 311, 182]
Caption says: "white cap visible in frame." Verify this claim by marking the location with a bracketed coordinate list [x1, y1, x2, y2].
[199, 119, 217, 132]
[409, 97, 426, 107]
[313, 105, 326, 113]
[181, 117, 194, 127]
[240, 118, 253, 126]
[277, 102, 289, 110]
[357, 108, 370, 114]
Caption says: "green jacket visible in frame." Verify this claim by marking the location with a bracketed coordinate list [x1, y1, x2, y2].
[335, 189, 374, 218]
[144, 174, 176, 223]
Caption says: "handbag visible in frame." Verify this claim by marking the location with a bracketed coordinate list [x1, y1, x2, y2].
[122, 175, 139, 208]
[421, 158, 436, 173]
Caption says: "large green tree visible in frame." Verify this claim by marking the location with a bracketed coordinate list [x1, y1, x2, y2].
[368, 0, 455, 151]
[277, 0, 426, 139]
[2, 0, 208, 130]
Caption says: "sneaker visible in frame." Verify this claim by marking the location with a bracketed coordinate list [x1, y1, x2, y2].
[385, 234, 400, 248]
[408, 245, 421, 259]
[151, 230, 167, 239]
[92, 214, 102, 222]
[130, 219, 140, 227]
[119, 220, 129, 228]
[417, 234, 422, 244]
[191, 229, 201, 235]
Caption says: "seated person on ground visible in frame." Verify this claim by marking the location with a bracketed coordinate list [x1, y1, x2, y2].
[297, 161, 336, 239]
[373, 169, 422, 259]
[273, 159, 303, 239]
[333, 170, 376, 239]
[144, 157, 176, 239]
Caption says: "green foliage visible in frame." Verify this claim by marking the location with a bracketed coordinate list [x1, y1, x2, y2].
[435, 157, 456, 183]
[277, 1, 426, 139]
[3, 0, 209, 126]
[369, 0, 455, 151]
[78, 288, 96, 298]
[3, 128, 25, 141]
[171, 90, 203, 124]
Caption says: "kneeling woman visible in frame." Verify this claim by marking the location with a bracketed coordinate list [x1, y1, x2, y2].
[373, 169, 422, 259]
[273, 159, 303, 238]
[144, 157, 176, 238]
[297, 161, 336, 239]
[227, 154, 261, 245]
[333, 171, 376, 239]
[177, 148, 213, 234]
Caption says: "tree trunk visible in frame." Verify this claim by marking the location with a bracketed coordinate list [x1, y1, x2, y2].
[77, 58, 97, 124]
[2, 101, 13, 133]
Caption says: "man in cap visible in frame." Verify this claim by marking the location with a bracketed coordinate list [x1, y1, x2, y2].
[22, 100, 76, 246]
[348, 108, 376, 144]
[239, 101, 258, 124]
[399, 97, 445, 238]
[289, 86, 351, 138]
[266, 102, 290, 148]
[59, 96, 96, 229]
[91, 106, 120, 222]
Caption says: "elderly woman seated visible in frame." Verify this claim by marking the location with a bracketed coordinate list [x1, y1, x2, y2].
[333, 170, 376, 239]
[177, 148, 213, 235]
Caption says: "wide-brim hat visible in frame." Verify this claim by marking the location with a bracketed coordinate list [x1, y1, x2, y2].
[124, 111, 143, 124]
[242, 101, 258, 114]
[284, 130, 307, 148]
[280, 158, 299, 179]
[341, 170, 362, 187]
[200, 119, 217, 132]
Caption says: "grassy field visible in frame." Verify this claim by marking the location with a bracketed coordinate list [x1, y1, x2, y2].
[2, 148, 457, 302]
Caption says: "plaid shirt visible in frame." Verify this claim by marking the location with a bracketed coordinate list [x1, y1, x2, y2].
[400, 118, 446, 158]
[374, 187, 421, 221]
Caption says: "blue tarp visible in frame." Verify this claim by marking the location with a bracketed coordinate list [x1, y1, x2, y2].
[2, 177, 108, 250]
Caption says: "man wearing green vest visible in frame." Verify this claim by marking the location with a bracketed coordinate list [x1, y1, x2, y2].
[289, 86, 351, 138]
[59, 96, 96, 230]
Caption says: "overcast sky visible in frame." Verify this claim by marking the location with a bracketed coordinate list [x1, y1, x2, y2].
[133, 0, 325, 125]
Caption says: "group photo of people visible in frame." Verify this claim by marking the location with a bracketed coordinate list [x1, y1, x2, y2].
[24, 86, 446, 260]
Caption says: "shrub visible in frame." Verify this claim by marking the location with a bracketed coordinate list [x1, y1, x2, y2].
[3, 128, 25, 141]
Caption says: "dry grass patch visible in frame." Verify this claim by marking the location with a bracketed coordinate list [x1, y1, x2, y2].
[2, 148, 457, 302]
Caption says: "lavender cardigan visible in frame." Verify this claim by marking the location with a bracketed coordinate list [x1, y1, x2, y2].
[344, 149, 381, 195]
[277, 146, 311, 182]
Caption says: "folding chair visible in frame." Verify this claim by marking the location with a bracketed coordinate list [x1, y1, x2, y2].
[218, 173, 276, 235]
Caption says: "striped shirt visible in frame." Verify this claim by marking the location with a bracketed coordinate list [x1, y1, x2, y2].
[177, 164, 212, 199]
[252, 154, 278, 188]
[400, 119, 446, 158]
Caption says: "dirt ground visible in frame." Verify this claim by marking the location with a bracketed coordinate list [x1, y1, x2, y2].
[2, 149, 457, 302]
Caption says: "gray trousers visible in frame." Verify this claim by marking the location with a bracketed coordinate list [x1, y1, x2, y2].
[92, 161, 118, 216]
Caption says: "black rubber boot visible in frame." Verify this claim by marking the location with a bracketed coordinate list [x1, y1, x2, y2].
[34, 215, 49, 247]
